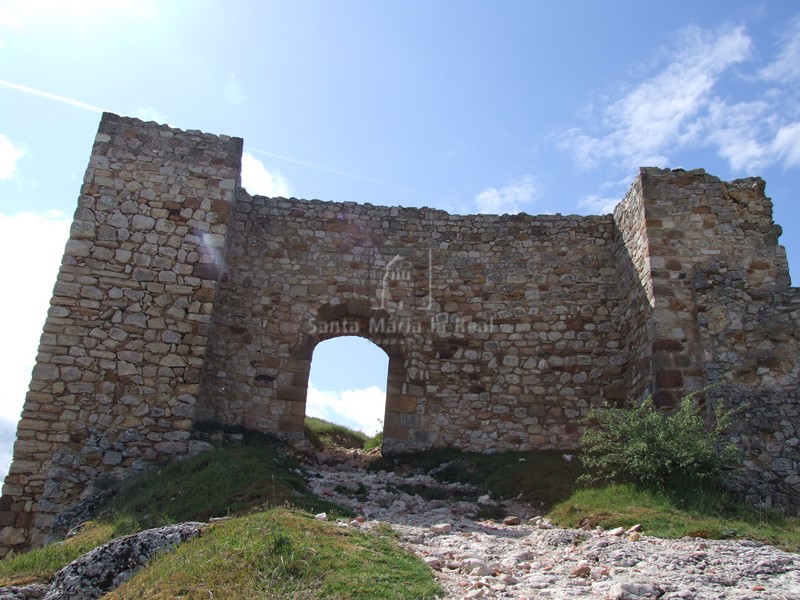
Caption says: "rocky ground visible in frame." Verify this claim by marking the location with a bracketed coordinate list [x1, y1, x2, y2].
[306, 449, 800, 600]
[3, 445, 799, 599]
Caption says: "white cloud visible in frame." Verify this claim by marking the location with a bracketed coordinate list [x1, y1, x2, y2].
[0, 133, 24, 179]
[772, 121, 800, 168]
[760, 17, 800, 82]
[241, 152, 291, 197]
[578, 194, 620, 215]
[306, 383, 385, 435]
[701, 98, 772, 171]
[0, 211, 71, 428]
[474, 176, 538, 214]
[0, 5, 22, 30]
[562, 25, 751, 170]
[134, 107, 169, 125]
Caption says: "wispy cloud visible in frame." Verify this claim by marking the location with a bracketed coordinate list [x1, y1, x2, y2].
[772, 122, 800, 168]
[474, 176, 538, 214]
[0, 133, 24, 180]
[759, 17, 800, 82]
[306, 383, 385, 435]
[565, 20, 800, 216]
[0, 79, 106, 113]
[134, 106, 169, 125]
[578, 194, 620, 215]
[241, 152, 291, 197]
[562, 25, 752, 171]
[247, 146, 403, 189]
[698, 98, 773, 171]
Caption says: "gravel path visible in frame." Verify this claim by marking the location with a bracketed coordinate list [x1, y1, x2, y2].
[306, 457, 800, 599]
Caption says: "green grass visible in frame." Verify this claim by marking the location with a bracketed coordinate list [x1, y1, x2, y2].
[104, 434, 348, 532]
[304, 416, 369, 450]
[0, 433, 348, 587]
[548, 483, 800, 552]
[364, 430, 383, 452]
[0, 521, 115, 587]
[105, 508, 442, 599]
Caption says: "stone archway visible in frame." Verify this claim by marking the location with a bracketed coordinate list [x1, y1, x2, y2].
[278, 299, 417, 452]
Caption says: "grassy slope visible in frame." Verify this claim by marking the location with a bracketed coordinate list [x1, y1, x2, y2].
[304, 416, 369, 450]
[0, 522, 115, 587]
[104, 439, 346, 532]
[548, 483, 800, 551]
[106, 509, 441, 600]
[0, 436, 441, 598]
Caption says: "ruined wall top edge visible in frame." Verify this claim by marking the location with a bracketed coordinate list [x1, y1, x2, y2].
[241, 191, 615, 226]
[99, 112, 244, 155]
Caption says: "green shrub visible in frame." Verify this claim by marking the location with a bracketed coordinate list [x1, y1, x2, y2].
[579, 392, 738, 490]
[363, 430, 383, 452]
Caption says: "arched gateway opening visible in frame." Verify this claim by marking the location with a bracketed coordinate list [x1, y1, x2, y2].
[307, 337, 388, 439]
[279, 300, 416, 452]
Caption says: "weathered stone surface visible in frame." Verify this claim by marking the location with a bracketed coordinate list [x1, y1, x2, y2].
[40, 522, 203, 600]
[0, 584, 49, 599]
[0, 113, 241, 556]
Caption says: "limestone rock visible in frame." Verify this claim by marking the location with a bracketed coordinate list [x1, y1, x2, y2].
[569, 565, 591, 578]
[431, 522, 453, 534]
[606, 582, 663, 599]
[43, 522, 203, 600]
[0, 584, 49, 599]
[469, 563, 492, 577]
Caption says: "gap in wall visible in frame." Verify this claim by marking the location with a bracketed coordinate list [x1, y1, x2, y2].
[306, 336, 388, 438]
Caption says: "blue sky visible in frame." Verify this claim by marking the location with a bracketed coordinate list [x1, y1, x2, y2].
[1, 1, 799, 477]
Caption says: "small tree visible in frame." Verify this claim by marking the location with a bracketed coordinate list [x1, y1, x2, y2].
[579, 392, 738, 490]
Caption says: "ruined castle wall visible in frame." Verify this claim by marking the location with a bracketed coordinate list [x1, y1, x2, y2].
[199, 194, 627, 452]
[4, 115, 800, 556]
[0, 114, 242, 555]
[694, 266, 800, 513]
[637, 168, 791, 406]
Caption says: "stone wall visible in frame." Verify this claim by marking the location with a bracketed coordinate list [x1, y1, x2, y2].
[199, 192, 626, 452]
[613, 175, 655, 403]
[0, 114, 242, 555]
[2, 116, 798, 557]
[637, 169, 791, 407]
[694, 264, 800, 513]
